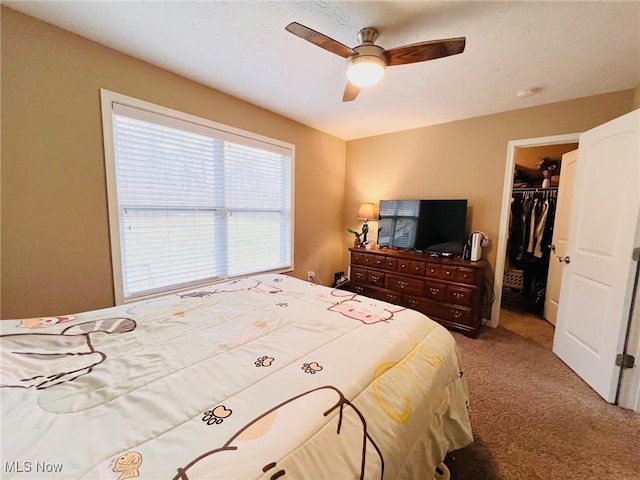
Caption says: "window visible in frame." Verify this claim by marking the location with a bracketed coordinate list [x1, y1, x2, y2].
[101, 90, 294, 304]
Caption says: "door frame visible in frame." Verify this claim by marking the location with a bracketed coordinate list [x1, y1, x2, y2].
[491, 128, 640, 412]
[619, 275, 640, 411]
[490, 132, 581, 328]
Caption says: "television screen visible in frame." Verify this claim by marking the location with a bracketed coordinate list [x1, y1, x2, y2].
[378, 199, 467, 254]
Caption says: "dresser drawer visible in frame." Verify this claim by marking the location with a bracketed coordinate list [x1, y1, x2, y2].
[426, 263, 441, 278]
[407, 297, 475, 328]
[446, 285, 475, 307]
[403, 295, 427, 311]
[370, 254, 386, 269]
[383, 257, 397, 271]
[351, 267, 367, 283]
[367, 270, 385, 287]
[351, 283, 374, 297]
[409, 260, 425, 276]
[423, 280, 447, 302]
[377, 289, 403, 304]
[438, 304, 474, 327]
[361, 254, 376, 267]
[454, 267, 476, 284]
[385, 275, 423, 296]
[351, 251, 364, 265]
[438, 265, 457, 280]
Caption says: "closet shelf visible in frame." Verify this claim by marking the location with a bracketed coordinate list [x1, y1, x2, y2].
[512, 186, 558, 192]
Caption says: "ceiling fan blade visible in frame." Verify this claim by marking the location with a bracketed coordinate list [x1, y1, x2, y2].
[385, 37, 466, 66]
[285, 22, 357, 58]
[342, 82, 361, 102]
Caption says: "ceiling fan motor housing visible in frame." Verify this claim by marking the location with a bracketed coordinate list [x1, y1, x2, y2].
[350, 44, 386, 62]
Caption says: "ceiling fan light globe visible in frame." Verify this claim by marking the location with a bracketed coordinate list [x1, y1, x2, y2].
[346, 55, 386, 87]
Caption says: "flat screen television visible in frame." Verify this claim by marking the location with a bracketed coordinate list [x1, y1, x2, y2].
[377, 199, 467, 255]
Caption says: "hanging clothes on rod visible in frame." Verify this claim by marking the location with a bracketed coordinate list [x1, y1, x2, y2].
[507, 187, 558, 314]
[508, 188, 557, 263]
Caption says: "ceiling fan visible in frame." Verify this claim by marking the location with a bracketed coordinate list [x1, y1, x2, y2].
[285, 22, 466, 102]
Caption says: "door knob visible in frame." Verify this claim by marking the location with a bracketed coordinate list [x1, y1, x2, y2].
[557, 256, 571, 264]
[549, 244, 556, 252]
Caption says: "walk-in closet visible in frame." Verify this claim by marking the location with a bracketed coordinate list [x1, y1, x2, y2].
[501, 143, 577, 324]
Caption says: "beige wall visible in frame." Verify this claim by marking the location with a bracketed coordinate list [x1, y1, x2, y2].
[344, 90, 636, 298]
[1, 8, 346, 318]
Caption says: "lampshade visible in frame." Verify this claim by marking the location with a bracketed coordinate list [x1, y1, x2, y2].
[346, 55, 386, 87]
[357, 202, 376, 221]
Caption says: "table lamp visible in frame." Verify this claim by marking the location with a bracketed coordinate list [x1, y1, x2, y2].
[357, 202, 376, 243]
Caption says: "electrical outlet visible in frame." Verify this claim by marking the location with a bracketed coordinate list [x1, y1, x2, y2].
[307, 271, 315, 282]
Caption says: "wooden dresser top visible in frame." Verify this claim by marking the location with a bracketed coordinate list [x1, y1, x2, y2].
[349, 247, 488, 270]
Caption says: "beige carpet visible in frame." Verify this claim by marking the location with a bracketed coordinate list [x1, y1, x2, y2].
[444, 308, 640, 479]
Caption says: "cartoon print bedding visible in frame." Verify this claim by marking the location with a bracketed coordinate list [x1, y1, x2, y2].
[0, 274, 473, 479]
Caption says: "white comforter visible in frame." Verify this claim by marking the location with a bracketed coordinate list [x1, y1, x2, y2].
[0, 274, 472, 479]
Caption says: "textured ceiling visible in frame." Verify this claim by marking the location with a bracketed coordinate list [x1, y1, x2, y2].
[6, 1, 640, 140]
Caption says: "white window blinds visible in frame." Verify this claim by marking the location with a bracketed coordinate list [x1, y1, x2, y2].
[102, 92, 293, 303]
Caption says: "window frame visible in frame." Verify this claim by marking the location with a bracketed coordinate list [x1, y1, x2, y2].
[100, 89, 295, 304]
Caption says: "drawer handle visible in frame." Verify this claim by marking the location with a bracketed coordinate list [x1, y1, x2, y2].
[387, 294, 397, 300]
[354, 286, 364, 293]
[400, 264, 407, 269]
[429, 287, 440, 295]
[445, 271, 451, 276]
[429, 268, 436, 273]
[408, 299, 418, 307]
[398, 281, 408, 289]
[355, 273, 364, 279]
[451, 309, 463, 318]
[453, 292, 464, 300]
[371, 275, 380, 281]
[376, 259, 383, 264]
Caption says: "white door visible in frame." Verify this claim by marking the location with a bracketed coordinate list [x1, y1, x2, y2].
[553, 109, 639, 403]
[543, 149, 578, 325]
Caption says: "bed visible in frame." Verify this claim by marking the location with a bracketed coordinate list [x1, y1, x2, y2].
[1, 274, 472, 479]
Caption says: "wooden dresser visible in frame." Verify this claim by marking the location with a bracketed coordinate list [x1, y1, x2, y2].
[349, 247, 487, 338]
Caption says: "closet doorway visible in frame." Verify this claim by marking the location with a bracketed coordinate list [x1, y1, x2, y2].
[491, 133, 580, 328]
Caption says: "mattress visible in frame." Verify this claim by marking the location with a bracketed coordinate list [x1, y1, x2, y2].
[0, 274, 473, 479]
